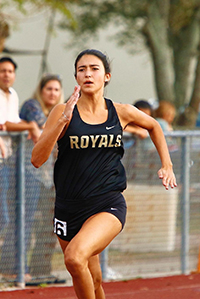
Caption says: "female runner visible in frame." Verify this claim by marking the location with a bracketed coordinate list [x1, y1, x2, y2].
[31, 49, 177, 299]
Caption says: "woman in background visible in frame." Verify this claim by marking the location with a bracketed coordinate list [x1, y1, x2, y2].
[20, 74, 64, 277]
[20, 74, 64, 280]
[1, 74, 64, 281]
[20, 74, 64, 129]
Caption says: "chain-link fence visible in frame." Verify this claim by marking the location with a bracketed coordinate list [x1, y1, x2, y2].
[0, 131, 200, 288]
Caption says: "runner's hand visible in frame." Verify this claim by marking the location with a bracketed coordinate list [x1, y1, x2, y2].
[157, 167, 177, 190]
[63, 86, 81, 122]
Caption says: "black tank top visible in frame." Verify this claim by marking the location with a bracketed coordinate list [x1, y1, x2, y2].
[54, 98, 126, 204]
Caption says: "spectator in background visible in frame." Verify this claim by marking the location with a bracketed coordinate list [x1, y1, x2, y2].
[0, 57, 40, 139]
[154, 101, 178, 152]
[134, 99, 153, 116]
[124, 99, 152, 139]
[19, 74, 64, 281]
[0, 56, 40, 280]
[154, 100, 176, 132]
[124, 99, 155, 151]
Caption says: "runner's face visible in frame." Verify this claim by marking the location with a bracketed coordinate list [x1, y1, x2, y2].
[75, 54, 110, 95]
[0, 62, 15, 92]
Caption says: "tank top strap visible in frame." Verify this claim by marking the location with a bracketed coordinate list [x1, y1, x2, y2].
[105, 98, 122, 128]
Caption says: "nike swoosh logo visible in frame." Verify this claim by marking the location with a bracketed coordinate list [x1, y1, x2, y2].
[106, 126, 115, 130]
[111, 208, 118, 210]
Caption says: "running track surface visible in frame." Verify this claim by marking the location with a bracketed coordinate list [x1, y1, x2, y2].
[1, 274, 200, 299]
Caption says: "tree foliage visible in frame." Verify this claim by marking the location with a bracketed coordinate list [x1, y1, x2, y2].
[2, 0, 200, 127]
[0, 0, 76, 29]
[59, 0, 200, 127]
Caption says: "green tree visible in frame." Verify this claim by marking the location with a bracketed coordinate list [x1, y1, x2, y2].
[2, 0, 200, 127]
[58, 0, 200, 128]
[0, 0, 76, 53]
[0, 0, 73, 19]
[0, 17, 10, 52]
[0, 0, 77, 73]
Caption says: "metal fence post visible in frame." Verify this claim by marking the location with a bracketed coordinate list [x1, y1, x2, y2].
[181, 135, 190, 274]
[16, 133, 26, 288]
[101, 247, 108, 280]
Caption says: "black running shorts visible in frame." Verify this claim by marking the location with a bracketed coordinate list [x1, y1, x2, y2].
[53, 191, 127, 241]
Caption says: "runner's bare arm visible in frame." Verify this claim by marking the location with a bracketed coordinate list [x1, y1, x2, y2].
[114, 103, 177, 190]
[31, 86, 80, 168]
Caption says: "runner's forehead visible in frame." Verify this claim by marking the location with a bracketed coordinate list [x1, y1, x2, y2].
[77, 55, 103, 68]
[77, 64, 100, 69]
